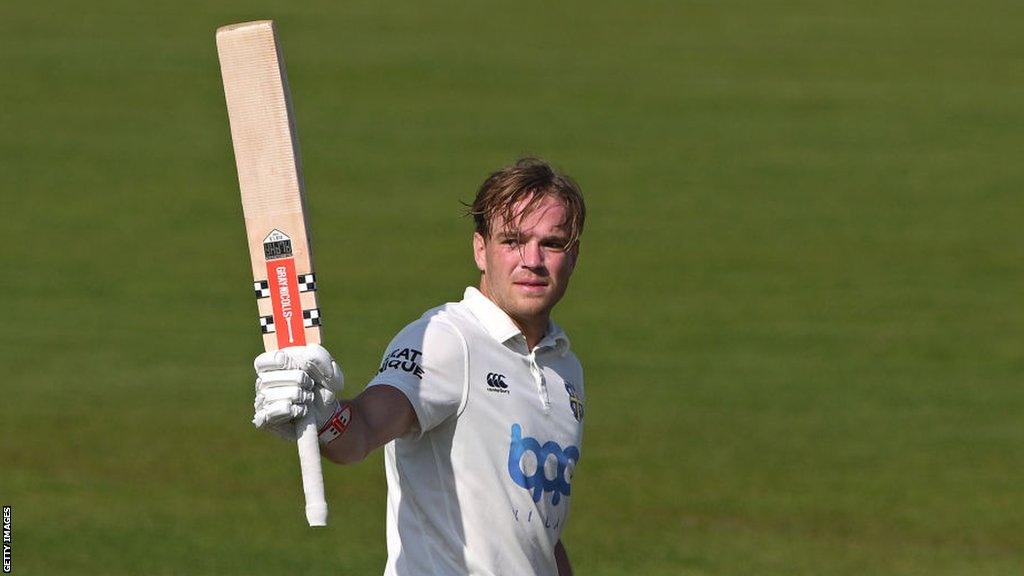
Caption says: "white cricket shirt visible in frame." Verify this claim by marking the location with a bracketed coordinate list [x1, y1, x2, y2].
[367, 287, 586, 576]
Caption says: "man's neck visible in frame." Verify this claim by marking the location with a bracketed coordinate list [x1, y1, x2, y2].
[511, 316, 547, 350]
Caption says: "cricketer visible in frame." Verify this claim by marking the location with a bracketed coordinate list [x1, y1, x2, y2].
[251, 157, 587, 575]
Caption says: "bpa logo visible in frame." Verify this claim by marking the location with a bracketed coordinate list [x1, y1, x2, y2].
[507, 424, 580, 505]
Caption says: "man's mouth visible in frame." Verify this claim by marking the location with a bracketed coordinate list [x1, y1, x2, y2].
[514, 280, 548, 292]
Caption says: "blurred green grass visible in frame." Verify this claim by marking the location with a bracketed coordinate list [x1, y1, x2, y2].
[2, 1, 1022, 574]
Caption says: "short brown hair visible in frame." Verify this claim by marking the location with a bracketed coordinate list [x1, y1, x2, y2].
[467, 157, 586, 250]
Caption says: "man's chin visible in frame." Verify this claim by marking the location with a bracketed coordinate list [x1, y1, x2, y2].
[509, 296, 554, 318]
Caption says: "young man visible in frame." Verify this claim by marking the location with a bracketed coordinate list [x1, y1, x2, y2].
[251, 157, 587, 575]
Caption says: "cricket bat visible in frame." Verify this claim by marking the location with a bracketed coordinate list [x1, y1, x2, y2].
[216, 20, 328, 527]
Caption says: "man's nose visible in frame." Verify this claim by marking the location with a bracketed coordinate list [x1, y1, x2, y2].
[519, 242, 544, 268]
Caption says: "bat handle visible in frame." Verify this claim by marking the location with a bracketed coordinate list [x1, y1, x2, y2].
[296, 412, 328, 526]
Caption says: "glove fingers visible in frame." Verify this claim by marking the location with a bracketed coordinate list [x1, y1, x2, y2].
[324, 360, 345, 392]
[254, 350, 300, 373]
[257, 387, 313, 405]
[303, 344, 333, 383]
[255, 345, 345, 393]
[305, 345, 345, 392]
[254, 399, 308, 427]
[254, 387, 313, 428]
[255, 369, 313, 391]
[306, 361, 343, 392]
[251, 414, 299, 442]
[281, 344, 344, 391]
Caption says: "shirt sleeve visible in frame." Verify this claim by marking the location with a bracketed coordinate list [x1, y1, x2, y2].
[366, 315, 467, 435]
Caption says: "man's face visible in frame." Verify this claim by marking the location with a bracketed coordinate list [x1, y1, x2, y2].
[473, 194, 579, 330]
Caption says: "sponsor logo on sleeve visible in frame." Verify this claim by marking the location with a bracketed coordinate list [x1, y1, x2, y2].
[378, 347, 425, 379]
[507, 424, 579, 505]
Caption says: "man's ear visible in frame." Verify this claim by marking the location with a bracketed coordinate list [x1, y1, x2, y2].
[472, 232, 487, 272]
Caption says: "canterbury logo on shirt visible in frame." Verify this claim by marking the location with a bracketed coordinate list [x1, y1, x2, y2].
[378, 347, 425, 379]
[507, 424, 580, 505]
[486, 372, 509, 393]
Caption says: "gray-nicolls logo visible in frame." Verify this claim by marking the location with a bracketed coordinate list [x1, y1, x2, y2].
[486, 372, 509, 394]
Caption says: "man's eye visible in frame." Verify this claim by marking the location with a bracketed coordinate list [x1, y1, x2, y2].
[501, 238, 520, 245]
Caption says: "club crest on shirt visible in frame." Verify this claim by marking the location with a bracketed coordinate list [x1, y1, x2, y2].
[565, 381, 584, 422]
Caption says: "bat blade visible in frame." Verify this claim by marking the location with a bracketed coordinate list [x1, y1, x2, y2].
[216, 19, 328, 527]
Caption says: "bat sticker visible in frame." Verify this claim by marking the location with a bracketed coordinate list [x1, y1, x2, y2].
[263, 229, 294, 260]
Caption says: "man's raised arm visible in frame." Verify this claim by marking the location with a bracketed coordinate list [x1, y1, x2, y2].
[321, 386, 417, 464]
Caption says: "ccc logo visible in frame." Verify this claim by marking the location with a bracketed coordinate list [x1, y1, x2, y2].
[486, 372, 508, 390]
[507, 424, 580, 505]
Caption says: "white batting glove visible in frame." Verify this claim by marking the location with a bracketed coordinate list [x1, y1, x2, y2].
[252, 344, 346, 443]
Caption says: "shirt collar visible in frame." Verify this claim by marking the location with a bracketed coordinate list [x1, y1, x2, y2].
[461, 287, 571, 355]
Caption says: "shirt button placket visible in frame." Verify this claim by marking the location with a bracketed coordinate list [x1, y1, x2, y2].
[527, 349, 550, 411]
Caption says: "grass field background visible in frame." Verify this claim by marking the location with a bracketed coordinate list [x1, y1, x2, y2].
[2, 1, 1022, 574]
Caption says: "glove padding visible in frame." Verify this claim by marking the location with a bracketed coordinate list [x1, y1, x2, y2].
[252, 344, 345, 442]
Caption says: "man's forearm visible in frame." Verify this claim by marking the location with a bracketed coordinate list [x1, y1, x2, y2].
[321, 385, 417, 465]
